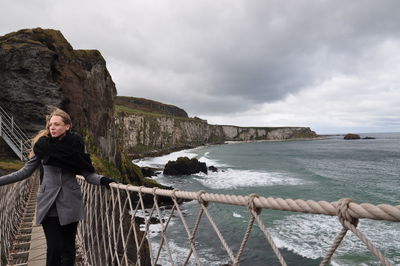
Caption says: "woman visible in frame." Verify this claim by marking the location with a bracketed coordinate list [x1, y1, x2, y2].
[0, 108, 114, 266]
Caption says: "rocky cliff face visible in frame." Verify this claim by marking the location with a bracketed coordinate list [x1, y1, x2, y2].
[116, 112, 224, 157]
[221, 125, 317, 141]
[0, 28, 117, 163]
[116, 108, 318, 158]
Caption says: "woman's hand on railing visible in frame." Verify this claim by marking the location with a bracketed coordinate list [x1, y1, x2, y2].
[100, 176, 116, 189]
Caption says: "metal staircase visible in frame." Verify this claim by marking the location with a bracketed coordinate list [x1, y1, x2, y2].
[0, 105, 31, 161]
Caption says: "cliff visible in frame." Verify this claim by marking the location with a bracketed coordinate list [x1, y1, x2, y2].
[115, 102, 318, 158]
[0, 28, 143, 185]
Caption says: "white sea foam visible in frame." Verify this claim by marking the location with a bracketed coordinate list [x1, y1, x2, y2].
[198, 155, 230, 168]
[270, 214, 400, 265]
[233, 212, 243, 218]
[193, 168, 305, 189]
[133, 149, 199, 168]
[150, 240, 225, 266]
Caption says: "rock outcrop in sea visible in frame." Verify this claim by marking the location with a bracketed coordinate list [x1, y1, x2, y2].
[344, 133, 361, 139]
[163, 157, 208, 175]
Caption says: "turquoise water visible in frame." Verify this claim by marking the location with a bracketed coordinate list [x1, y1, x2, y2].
[136, 133, 400, 265]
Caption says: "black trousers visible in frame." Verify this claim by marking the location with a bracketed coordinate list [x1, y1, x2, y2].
[42, 216, 78, 266]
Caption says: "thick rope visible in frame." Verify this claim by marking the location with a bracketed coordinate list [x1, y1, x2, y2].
[183, 190, 208, 265]
[234, 194, 258, 265]
[320, 198, 358, 266]
[151, 187, 176, 266]
[170, 189, 203, 266]
[73, 177, 398, 266]
[106, 182, 400, 222]
[247, 194, 288, 266]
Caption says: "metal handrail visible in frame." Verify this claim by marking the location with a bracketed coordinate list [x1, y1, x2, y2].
[0, 105, 31, 161]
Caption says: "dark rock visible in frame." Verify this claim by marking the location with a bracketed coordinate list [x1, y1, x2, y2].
[208, 165, 218, 172]
[363, 137, 376, 139]
[135, 216, 163, 225]
[163, 156, 208, 175]
[141, 167, 159, 177]
[344, 133, 361, 140]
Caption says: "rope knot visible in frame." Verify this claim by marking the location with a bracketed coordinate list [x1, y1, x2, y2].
[196, 190, 208, 206]
[138, 186, 144, 193]
[152, 187, 159, 201]
[171, 189, 179, 200]
[337, 198, 359, 228]
[247, 193, 261, 215]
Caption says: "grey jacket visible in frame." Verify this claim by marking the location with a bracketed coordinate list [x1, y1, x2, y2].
[0, 156, 103, 225]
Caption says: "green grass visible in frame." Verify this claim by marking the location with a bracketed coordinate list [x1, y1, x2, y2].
[90, 153, 122, 180]
[0, 158, 24, 171]
[115, 105, 205, 122]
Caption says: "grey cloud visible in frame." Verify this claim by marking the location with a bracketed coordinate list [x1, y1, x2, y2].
[1, 0, 400, 121]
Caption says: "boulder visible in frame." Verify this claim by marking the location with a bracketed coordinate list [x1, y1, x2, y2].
[163, 157, 207, 175]
[208, 165, 218, 172]
[344, 133, 360, 140]
[141, 167, 159, 177]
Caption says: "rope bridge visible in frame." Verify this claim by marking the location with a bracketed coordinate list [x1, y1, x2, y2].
[0, 173, 36, 265]
[76, 176, 400, 266]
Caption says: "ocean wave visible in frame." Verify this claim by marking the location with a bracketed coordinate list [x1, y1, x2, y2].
[270, 214, 400, 265]
[198, 155, 231, 167]
[133, 149, 199, 168]
[193, 168, 305, 189]
[150, 240, 226, 266]
[233, 212, 243, 218]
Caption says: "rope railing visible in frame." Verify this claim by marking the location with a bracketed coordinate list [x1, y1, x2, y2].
[0, 173, 36, 265]
[76, 176, 399, 266]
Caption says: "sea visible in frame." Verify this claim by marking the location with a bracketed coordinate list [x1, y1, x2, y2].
[134, 132, 400, 266]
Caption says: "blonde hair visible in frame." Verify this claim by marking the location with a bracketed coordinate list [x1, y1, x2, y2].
[29, 108, 72, 158]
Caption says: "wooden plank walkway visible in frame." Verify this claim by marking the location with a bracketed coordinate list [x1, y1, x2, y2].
[26, 218, 46, 266]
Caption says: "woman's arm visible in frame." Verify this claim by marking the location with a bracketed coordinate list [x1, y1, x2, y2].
[0, 156, 41, 186]
[80, 170, 103, 185]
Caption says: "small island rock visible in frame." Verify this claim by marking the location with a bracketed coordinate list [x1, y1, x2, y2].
[163, 157, 208, 175]
[344, 133, 361, 140]
[362, 136, 376, 139]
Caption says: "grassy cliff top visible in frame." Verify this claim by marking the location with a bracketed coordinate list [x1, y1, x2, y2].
[116, 96, 189, 118]
[115, 104, 207, 123]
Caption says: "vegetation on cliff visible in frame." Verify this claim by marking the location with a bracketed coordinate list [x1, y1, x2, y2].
[116, 96, 188, 118]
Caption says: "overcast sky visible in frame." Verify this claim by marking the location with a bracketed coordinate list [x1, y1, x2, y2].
[1, 0, 400, 134]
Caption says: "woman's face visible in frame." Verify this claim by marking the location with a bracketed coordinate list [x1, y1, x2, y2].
[48, 115, 71, 138]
